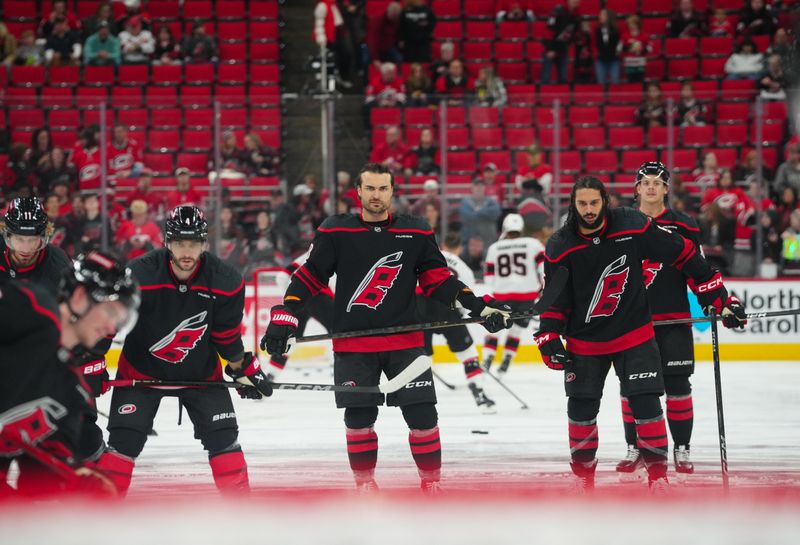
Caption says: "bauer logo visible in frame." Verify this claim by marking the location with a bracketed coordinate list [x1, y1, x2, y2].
[118, 404, 137, 415]
[212, 412, 236, 422]
[565, 372, 576, 382]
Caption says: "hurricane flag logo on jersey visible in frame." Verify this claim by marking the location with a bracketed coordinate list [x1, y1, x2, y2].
[347, 252, 403, 311]
[586, 255, 630, 322]
[642, 259, 663, 289]
[0, 398, 66, 456]
[149, 311, 208, 364]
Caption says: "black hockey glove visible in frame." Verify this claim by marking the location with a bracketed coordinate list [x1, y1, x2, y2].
[225, 352, 273, 399]
[694, 274, 747, 329]
[533, 331, 572, 370]
[260, 305, 299, 356]
[457, 291, 512, 333]
[77, 360, 110, 397]
[720, 295, 747, 329]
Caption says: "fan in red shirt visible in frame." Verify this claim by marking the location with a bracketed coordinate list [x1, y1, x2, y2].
[125, 170, 165, 217]
[107, 124, 143, 181]
[164, 168, 204, 210]
[701, 169, 759, 251]
[369, 126, 415, 176]
[115, 199, 163, 262]
[515, 144, 554, 195]
[434, 59, 474, 104]
[365, 62, 407, 107]
[69, 127, 103, 192]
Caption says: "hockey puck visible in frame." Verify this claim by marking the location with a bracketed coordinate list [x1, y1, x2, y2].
[471, 430, 489, 435]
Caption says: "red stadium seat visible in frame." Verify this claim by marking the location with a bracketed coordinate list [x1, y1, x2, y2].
[41, 87, 74, 109]
[621, 150, 657, 173]
[682, 125, 715, 147]
[185, 64, 215, 85]
[462, 41, 492, 62]
[504, 127, 537, 149]
[471, 127, 503, 150]
[538, 127, 570, 150]
[152, 64, 183, 86]
[9, 109, 44, 129]
[432, 0, 461, 19]
[667, 59, 699, 80]
[442, 106, 467, 126]
[469, 106, 500, 126]
[144, 153, 175, 176]
[641, 17, 668, 38]
[704, 148, 738, 170]
[82, 108, 113, 128]
[111, 87, 144, 108]
[502, 106, 533, 126]
[182, 85, 212, 107]
[557, 150, 582, 175]
[148, 130, 180, 152]
[539, 84, 570, 106]
[217, 1, 246, 20]
[498, 21, 529, 41]
[534, 107, 555, 127]
[151, 108, 182, 128]
[446, 151, 476, 174]
[4, 1, 38, 20]
[664, 38, 697, 58]
[49, 66, 80, 87]
[700, 57, 727, 79]
[640, 0, 672, 15]
[251, 107, 282, 128]
[692, 80, 719, 102]
[433, 21, 463, 41]
[568, 106, 601, 127]
[761, 101, 788, 124]
[444, 127, 470, 149]
[605, 0, 637, 16]
[468, 0, 496, 19]
[720, 79, 756, 101]
[220, 108, 248, 128]
[118, 64, 149, 86]
[249, 21, 280, 42]
[184, 1, 213, 19]
[146, 86, 177, 108]
[584, 150, 618, 174]
[250, 1, 279, 20]
[250, 42, 280, 63]
[752, 123, 785, 146]
[250, 64, 281, 85]
[464, 21, 494, 41]
[506, 84, 537, 104]
[117, 109, 149, 130]
[496, 63, 528, 84]
[604, 105, 637, 126]
[608, 83, 642, 105]
[184, 108, 214, 128]
[371, 107, 402, 127]
[495, 41, 525, 62]
[76, 86, 109, 109]
[149, 1, 181, 20]
[573, 127, 606, 150]
[176, 153, 209, 173]
[182, 129, 213, 151]
[479, 150, 512, 172]
[572, 84, 605, 105]
[700, 37, 734, 57]
[647, 126, 678, 148]
[609, 127, 645, 149]
[11, 65, 46, 87]
[218, 63, 247, 85]
[670, 148, 698, 172]
[716, 102, 751, 124]
[83, 65, 115, 86]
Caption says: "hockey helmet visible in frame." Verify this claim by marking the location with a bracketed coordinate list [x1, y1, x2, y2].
[165, 205, 208, 243]
[635, 161, 670, 186]
[502, 213, 525, 234]
[3, 197, 49, 237]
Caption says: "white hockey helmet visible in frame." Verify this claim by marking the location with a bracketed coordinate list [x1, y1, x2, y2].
[502, 213, 525, 234]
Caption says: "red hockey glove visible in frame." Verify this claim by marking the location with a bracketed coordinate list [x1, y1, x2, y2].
[260, 305, 299, 356]
[77, 359, 110, 397]
[225, 352, 273, 400]
[534, 331, 571, 370]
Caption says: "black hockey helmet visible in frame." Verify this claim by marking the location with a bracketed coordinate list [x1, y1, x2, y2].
[635, 161, 670, 185]
[3, 197, 49, 237]
[165, 205, 208, 243]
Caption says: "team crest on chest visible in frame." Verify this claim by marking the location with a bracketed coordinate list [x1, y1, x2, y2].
[149, 311, 208, 364]
[347, 251, 403, 311]
[586, 255, 630, 322]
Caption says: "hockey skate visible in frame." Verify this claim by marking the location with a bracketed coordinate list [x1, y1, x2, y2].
[616, 445, 646, 482]
[481, 354, 494, 371]
[469, 383, 497, 414]
[420, 470, 442, 496]
[647, 463, 670, 494]
[569, 459, 597, 493]
[673, 445, 694, 479]
[353, 470, 379, 494]
[497, 354, 512, 375]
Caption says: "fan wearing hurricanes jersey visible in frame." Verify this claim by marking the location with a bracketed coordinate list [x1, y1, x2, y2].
[96, 206, 273, 497]
[482, 213, 546, 375]
[535, 176, 747, 492]
[416, 232, 497, 413]
[262, 163, 512, 493]
[0, 251, 139, 498]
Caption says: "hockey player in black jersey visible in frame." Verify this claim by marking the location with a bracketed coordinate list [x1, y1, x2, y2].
[614, 162, 746, 480]
[0, 251, 139, 497]
[262, 163, 512, 493]
[534, 176, 746, 491]
[97, 206, 273, 496]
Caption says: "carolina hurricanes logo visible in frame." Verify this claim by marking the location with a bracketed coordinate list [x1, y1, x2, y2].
[79, 164, 101, 181]
[111, 154, 134, 170]
[586, 255, 630, 323]
[149, 311, 208, 364]
[0, 398, 66, 456]
[642, 259, 663, 289]
[347, 252, 403, 312]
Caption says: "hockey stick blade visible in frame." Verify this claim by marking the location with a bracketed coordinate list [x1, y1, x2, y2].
[296, 267, 569, 344]
[653, 307, 800, 327]
[378, 355, 431, 394]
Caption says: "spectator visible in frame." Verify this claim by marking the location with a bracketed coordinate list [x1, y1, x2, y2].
[152, 25, 181, 65]
[515, 143, 554, 195]
[115, 199, 163, 262]
[701, 169, 757, 263]
[411, 127, 440, 176]
[754, 209, 783, 265]
[107, 124, 143, 180]
[781, 209, 800, 274]
[45, 17, 81, 66]
[635, 82, 668, 128]
[216, 206, 248, 268]
[0, 23, 17, 66]
[774, 143, 800, 195]
[692, 151, 721, 193]
[13, 30, 45, 66]
[313, 0, 352, 85]
[620, 14, 650, 83]
[699, 200, 736, 274]
[82, 2, 118, 38]
[474, 66, 508, 106]
[668, 0, 707, 38]
[5, 143, 34, 195]
[116, 0, 151, 32]
[76, 191, 113, 254]
[434, 59, 474, 105]
[405, 62, 431, 106]
[459, 178, 501, 249]
[369, 125, 415, 177]
[725, 38, 765, 80]
[28, 128, 53, 175]
[182, 22, 217, 63]
[573, 21, 595, 84]
[37, 147, 74, 195]
[775, 185, 799, 233]
[759, 54, 787, 100]
[460, 234, 486, 280]
[219, 131, 244, 171]
[50, 178, 74, 216]
[366, 1, 403, 67]
[676, 81, 707, 126]
[423, 201, 442, 238]
[165, 168, 204, 210]
[126, 169, 165, 216]
[274, 184, 323, 256]
[496, 0, 534, 22]
[709, 8, 734, 37]
[398, 0, 436, 63]
[339, 0, 365, 77]
[594, 9, 621, 85]
[431, 41, 455, 79]
[733, 149, 773, 187]
[241, 133, 279, 177]
[766, 28, 792, 60]
[39, 0, 80, 38]
[119, 15, 154, 64]
[246, 210, 281, 273]
[737, 0, 777, 37]
[411, 178, 441, 216]
[323, 170, 360, 215]
[542, 0, 581, 84]
[517, 186, 553, 235]
[365, 62, 407, 107]
[84, 21, 121, 66]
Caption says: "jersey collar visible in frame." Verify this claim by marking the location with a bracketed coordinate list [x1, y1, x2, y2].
[576, 217, 608, 241]
[359, 211, 393, 228]
[4, 245, 46, 275]
[166, 251, 204, 288]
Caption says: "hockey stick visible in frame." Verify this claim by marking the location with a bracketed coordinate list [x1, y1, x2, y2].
[106, 356, 432, 395]
[480, 368, 529, 410]
[709, 309, 730, 492]
[431, 368, 457, 390]
[653, 308, 800, 327]
[295, 266, 569, 344]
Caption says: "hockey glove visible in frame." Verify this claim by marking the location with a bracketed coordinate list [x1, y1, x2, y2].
[260, 305, 299, 356]
[457, 290, 512, 333]
[534, 332, 571, 370]
[720, 295, 747, 329]
[77, 360, 110, 397]
[225, 352, 273, 399]
[693, 273, 746, 327]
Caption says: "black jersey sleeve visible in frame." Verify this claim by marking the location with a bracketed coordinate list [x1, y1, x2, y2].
[539, 232, 574, 334]
[209, 265, 246, 362]
[637, 215, 717, 285]
[414, 219, 465, 305]
[284, 220, 339, 307]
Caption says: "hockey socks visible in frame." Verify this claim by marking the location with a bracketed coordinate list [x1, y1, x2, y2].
[635, 416, 669, 474]
[456, 346, 482, 384]
[209, 450, 250, 494]
[96, 450, 135, 496]
[568, 418, 599, 465]
[346, 427, 378, 473]
[268, 355, 287, 377]
[620, 397, 637, 446]
[666, 394, 694, 448]
[409, 427, 441, 481]
[482, 336, 498, 367]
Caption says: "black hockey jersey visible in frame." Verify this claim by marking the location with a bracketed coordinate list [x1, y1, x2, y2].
[541, 207, 716, 356]
[0, 280, 95, 464]
[643, 208, 701, 322]
[0, 239, 71, 294]
[285, 213, 464, 352]
[119, 248, 245, 380]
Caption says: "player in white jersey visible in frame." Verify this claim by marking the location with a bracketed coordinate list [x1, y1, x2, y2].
[416, 232, 496, 413]
[482, 214, 546, 375]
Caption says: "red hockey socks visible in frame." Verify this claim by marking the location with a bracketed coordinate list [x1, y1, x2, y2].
[346, 427, 378, 472]
[409, 427, 441, 479]
[568, 418, 599, 464]
[620, 396, 637, 446]
[483, 336, 498, 365]
[209, 451, 250, 494]
[462, 358, 483, 383]
[635, 416, 669, 469]
[666, 394, 694, 448]
[96, 450, 135, 496]
[504, 335, 520, 359]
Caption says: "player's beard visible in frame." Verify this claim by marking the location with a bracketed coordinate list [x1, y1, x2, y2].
[170, 254, 199, 273]
[577, 205, 606, 231]
[363, 197, 390, 216]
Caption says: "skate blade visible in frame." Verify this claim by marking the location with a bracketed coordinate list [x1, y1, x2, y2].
[617, 466, 647, 483]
